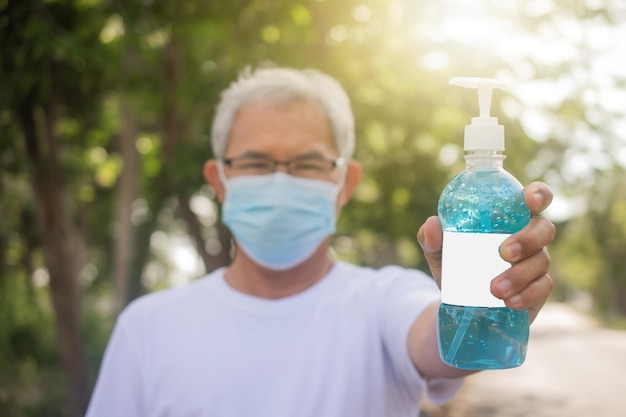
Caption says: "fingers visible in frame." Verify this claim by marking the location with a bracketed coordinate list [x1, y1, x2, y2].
[417, 216, 443, 287]
[497, 272, 553, 324]
[492, 246, 551, 301]
[525, 277, 553, 324]
[491, 247, 554, 323]
[499, 216, 556, 263]
[500, 181, 555, 264]
[494, 191, 556, 322]
[524, 181, 553, 216]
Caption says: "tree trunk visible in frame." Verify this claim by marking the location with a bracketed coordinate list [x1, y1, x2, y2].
[212, 222, 233, 272]
[161, 39, 231, 273]
[112, 100, 139, 314]
[608, 246, 626, 316]
[177, 194, 212, 271]
[19, 96, 90, 415]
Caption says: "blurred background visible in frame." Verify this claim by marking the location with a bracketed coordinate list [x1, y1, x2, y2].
[1, 0, 626, 416]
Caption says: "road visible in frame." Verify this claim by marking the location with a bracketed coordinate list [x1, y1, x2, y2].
[422, 303, 626, 417]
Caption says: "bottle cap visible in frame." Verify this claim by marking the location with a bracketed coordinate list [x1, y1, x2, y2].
[449, 77, 506, 151]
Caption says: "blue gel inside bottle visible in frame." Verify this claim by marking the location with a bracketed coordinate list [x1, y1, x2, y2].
[438, 159, 530, 370]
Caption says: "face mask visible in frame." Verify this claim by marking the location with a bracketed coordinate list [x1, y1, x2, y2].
[220, 170, 342, 270]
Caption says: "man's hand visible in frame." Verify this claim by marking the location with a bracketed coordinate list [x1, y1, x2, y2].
[417, 181, 556, 323]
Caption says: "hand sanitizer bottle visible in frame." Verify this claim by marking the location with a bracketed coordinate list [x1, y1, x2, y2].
[437, 77, 531, 370]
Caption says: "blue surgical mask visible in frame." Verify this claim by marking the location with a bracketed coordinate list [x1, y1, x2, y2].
[220, 170, 342, 270]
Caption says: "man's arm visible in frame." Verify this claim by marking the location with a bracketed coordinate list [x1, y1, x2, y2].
[410, 182, 556, 379]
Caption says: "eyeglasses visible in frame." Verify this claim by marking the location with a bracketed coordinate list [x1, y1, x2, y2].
[222, 155, 346, 179]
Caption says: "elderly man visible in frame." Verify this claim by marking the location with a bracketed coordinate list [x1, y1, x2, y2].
[86, 67, 555, 417]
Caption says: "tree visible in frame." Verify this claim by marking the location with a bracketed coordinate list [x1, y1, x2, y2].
[1, 0, 113, 412]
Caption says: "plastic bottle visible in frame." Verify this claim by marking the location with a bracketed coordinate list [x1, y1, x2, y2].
[437, 77, 531, 370]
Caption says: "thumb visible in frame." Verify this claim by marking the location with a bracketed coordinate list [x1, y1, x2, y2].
[417, 216, 443, 287]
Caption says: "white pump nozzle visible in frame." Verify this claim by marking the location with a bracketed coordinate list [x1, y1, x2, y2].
[449, 77, 506, 151]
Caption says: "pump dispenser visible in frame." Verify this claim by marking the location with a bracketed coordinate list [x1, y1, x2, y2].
[437, 77, 531, 370]
[450, 77, 505, 151]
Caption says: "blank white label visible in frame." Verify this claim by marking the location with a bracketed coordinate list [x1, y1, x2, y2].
[440, 231, 511, 308]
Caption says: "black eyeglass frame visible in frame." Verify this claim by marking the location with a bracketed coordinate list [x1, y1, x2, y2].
[220, 155, 347, 174]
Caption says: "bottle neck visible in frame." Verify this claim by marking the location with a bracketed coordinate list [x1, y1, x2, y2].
[464, 150, 505, 169]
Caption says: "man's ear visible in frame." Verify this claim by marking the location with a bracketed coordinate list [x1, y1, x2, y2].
[337, 160, 362, 208]
[204, 160, 226, 203]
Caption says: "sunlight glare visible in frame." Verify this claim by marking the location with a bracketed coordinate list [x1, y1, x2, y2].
[440, 16, 506, 45]
[168, 238, 203, 287]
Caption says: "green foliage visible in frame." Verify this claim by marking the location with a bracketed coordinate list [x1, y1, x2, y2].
[551, 220, 604, 292]
[0, 274, 73, 417]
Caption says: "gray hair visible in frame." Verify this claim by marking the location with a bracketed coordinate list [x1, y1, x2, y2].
[211, 66, 355, 159]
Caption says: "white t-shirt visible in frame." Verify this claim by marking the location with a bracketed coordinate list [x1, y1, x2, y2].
[85, 261, 463, 417]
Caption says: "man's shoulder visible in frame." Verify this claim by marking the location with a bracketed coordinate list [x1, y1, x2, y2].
[120, 268, 223, 321]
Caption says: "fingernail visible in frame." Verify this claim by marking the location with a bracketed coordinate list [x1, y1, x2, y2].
[505, 243, 521, 261]
[509, 294, 522, 308]
[496, 279, 512, 297]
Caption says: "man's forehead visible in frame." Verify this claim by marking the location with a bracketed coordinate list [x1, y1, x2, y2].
[226, 142, 336, 159]
[236, 97, 325, 118]
[225, 100, 337, 157]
